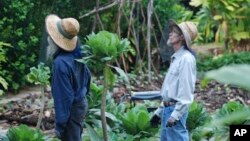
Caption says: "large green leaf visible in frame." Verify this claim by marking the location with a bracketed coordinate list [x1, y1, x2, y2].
[137, 111, 150, 131]
[189, 0, 203, 7]
[120, 110, 138, 134]
[0, 76, 8, 90]
[205, 64, 250, 91]
[85, 123, 103, 141]
[109, 65, 129, 83]
[93, 110, 119, 123]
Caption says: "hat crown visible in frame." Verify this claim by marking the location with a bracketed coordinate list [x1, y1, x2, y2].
[61, 18, 80, 37]
[178, 22, 197, 42]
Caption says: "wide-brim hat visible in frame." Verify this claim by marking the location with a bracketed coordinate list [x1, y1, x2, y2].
[45, 14, 80, 51]
[168, 19, 197, 50]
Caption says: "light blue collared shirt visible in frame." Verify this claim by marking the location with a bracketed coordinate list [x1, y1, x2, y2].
[155, 46, 196, 120]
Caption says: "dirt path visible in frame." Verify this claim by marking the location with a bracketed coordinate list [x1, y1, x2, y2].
[0, 86, 41, 105]
[0, 86, 41, 133]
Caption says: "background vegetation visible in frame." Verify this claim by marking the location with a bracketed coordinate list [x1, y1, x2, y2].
[0, 0, 249, 93]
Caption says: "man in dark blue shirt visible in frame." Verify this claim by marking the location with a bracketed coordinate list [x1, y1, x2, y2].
[45, 14, 91, 141]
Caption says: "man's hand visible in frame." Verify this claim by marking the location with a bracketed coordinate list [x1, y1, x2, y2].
[166, 116, 177, 127]
[150, 114, 161, 128]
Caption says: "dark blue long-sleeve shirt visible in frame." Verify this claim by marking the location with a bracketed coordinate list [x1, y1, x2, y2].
[52, 42, 91, 133]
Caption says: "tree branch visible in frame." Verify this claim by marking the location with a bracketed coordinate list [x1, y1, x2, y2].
[147, 0, 154, 82]
[79, 0, 119, 19]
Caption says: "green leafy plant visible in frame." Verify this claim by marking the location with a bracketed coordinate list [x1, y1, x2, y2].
[6, 125, 46, 141]
[82, 31, 131, 72]
[194, 63, 250, 141]
[26, 63, 51, 129]
[85, 84, 121, 132]
[26, 63, 50, 86]
[78, 30, 131, 141]
[197, 52, 250, 72]
[190, 0, 250, 48]
[85, 82, 132, 141]
[0, 42, 11, 96]
[187, 101, 211, 132]
[213, 101, 249, 125]
[0, 0, 39, 92]
[87, 82, 103, 109]
[191, 63, 250, 140]
[118, 105, 158, 140]
[191, 101, 250, 141]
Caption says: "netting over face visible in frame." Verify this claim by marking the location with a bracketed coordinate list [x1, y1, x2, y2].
[39, 27, 59, 66]
[159, 22, 174, 63]
[39, 27, 49, 64]
[47, 36, 59, 60]
[171, 26, 182, 36]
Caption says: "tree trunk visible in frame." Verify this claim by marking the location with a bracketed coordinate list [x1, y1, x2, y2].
[101, 65, 109, 141]
[96, 0, 104, 30]
[116, 0, 124, 37]
[36, 85, 45, 129]
[147, 0, 154, 82]
[116, 0, 127, 73]
[223, 21, 229, 50]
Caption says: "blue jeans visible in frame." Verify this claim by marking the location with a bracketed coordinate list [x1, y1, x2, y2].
[160, 105, 189, 141]
[60, 98, 88, 141]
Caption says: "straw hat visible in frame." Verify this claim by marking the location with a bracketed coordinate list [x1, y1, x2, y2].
[45, 14, 80, 51]
[168, 19, 197, 50]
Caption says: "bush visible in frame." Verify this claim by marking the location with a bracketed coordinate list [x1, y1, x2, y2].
[197, 52, 250, 72]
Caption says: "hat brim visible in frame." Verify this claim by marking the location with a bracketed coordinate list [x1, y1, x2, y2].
[168, 19, 192, 50]
[45, 14, 77, 51]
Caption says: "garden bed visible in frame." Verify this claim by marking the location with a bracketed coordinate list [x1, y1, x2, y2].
[0, 79, 250, 133]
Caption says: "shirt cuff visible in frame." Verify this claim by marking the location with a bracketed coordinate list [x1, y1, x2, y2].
[170, 110, 182, 120]
[154, 102, 164, 117]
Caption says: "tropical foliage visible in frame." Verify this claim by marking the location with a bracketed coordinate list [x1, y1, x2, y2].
[118, 105, 158, 139]
[187, 101, 210, 132]
[190, 0, 250, 48]
[79, 30, 131, 141]
[191, 101, 250, 141]
[0, 42, 11, 95]
[0, 124, 59, 141]
[197, 52, 250, 72]
[26, 63, 50, 86]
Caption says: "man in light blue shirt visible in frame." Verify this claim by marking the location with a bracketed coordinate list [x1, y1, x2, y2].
[150, 19, 198, 141]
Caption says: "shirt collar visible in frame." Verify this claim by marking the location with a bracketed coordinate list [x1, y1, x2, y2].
[171, 46, 185, 61]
